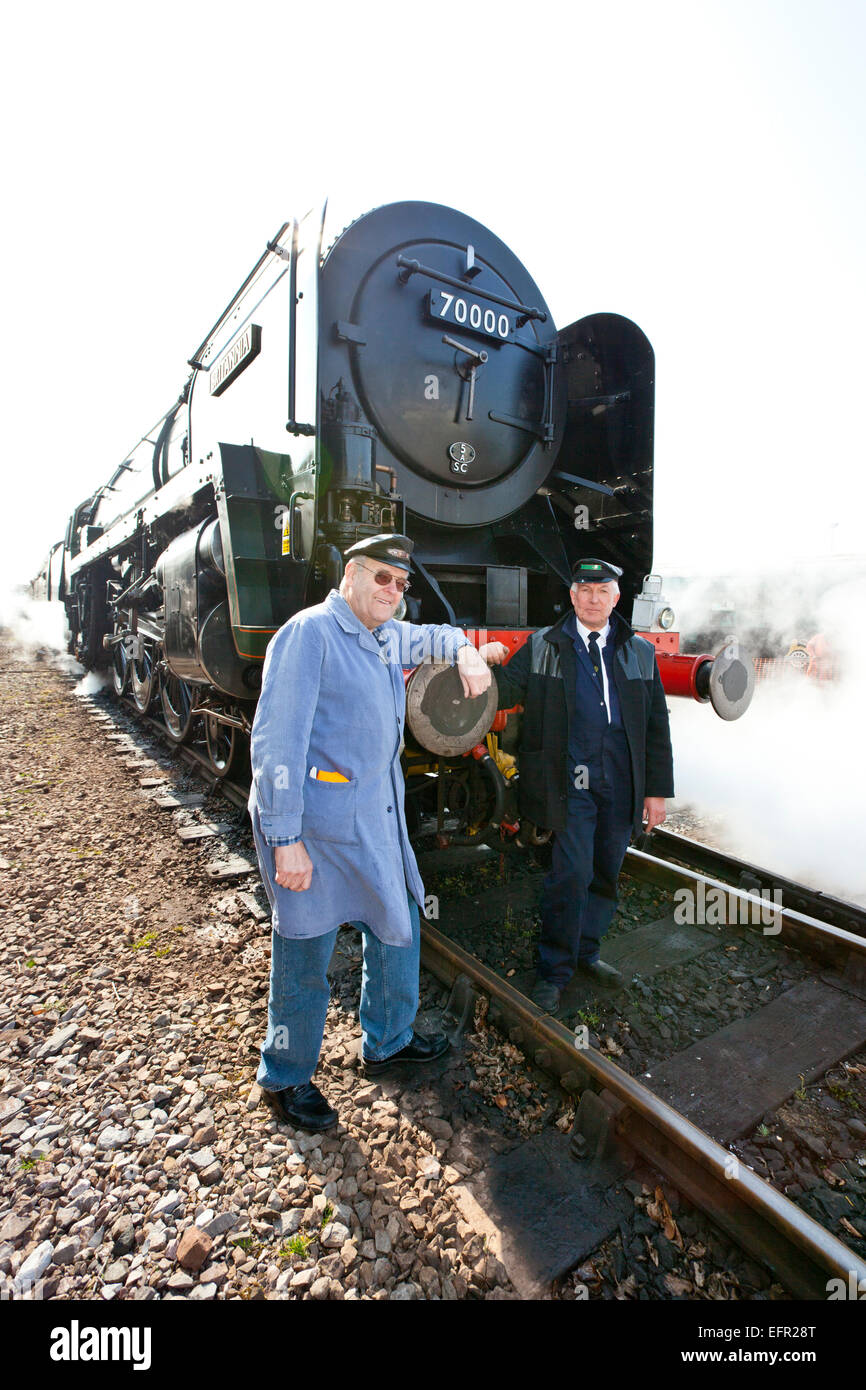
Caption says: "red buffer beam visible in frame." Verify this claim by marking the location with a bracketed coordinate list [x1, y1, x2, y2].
[656, 646, 755, 721]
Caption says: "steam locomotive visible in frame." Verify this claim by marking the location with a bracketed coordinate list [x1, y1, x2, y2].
[40, 200, 753, 845]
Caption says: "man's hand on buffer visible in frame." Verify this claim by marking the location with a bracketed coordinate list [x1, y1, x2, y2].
[477, 642, 509, 666]
[456, 644, 494, 698]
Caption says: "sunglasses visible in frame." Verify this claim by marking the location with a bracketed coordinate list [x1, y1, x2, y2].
[355, 560, 412, 594]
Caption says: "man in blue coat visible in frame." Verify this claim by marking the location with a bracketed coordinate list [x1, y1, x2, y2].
[489, 558, 674, 1013]
[249, 534, 493, 1131]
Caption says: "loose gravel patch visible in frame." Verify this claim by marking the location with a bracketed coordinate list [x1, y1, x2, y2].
[0, 641, 521, 1300]
[731, 1053, 866, 1263]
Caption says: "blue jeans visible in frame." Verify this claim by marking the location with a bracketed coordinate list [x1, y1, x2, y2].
[257, 896, 420, 1091]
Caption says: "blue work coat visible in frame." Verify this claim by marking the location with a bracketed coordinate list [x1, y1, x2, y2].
[248, 590, 470, 945]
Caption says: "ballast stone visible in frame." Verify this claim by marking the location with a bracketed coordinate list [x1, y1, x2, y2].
[177, 1226, 213, 1271]
[153, 1191, 184, 1217]
[14, 1240, 54, 1290]
[320, 1221, 350, 1249]
[52, 1237, 80, 1265]
[96, 1125, 130, 1150]
[0, 1213, 34, 1245]
[40, 1026, 78, 1058]
[202, 1211, 238, 1238]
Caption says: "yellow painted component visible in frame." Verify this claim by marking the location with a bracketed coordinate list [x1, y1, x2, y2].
[486, 734, 517, 779]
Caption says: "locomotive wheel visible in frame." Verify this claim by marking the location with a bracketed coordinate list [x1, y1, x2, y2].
[204, 714, 240, 779]
[444, 756, 505, 847]
[160, 672, 196, 744]
[131, 640, 157, 713]
[111, 634, 130, 696]
[109, 568, 136, 696]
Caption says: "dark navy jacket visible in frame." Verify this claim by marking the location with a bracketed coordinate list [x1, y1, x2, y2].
[494, 607, 674, 834]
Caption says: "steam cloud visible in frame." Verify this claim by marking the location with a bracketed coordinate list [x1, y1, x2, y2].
[0, 589, 84, 679]
[667, 566, 866, 906]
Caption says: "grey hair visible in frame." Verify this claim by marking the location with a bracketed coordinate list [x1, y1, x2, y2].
[339, 557, 360, 596]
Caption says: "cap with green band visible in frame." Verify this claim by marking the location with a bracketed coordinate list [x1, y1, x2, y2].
[571, 557, 623, 583]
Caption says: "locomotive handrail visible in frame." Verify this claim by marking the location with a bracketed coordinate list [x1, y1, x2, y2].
[188, 220, 291, 366]
[550, 469, 615, 497]
[395, 255, 547, 323]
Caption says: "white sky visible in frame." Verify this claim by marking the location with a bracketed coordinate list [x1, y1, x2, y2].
[2, 0, 863, 591]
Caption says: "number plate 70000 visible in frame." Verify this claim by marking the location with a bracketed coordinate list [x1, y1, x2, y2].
[426, 289, 513, 342]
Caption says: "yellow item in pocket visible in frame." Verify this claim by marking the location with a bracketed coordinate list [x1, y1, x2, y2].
[309, 766, 349, 783]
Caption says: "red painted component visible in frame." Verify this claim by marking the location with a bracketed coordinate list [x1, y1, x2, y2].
[462, 625, 715, 709]
[463, 628, 532, 660]
[402, 629, 531, 682]
[656, 651, 712, 702]
[642, 630, 680, 654]
[403, 627, 712, 708]
[470, 743, 488, 761]
[490, 710, 508, 732]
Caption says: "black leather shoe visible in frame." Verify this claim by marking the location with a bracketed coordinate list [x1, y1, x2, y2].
[261, 1081, 338, 1132]
[531, 978, 562, 1013]
[576, 959, 623, 990]
[363, 1030, 450, 1076]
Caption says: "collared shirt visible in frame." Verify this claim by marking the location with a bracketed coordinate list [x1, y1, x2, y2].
[574, 616, 612, 723]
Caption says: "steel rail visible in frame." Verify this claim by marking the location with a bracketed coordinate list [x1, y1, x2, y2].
[419, 920, 866, 1300]
[641, 826, 866, 938]
[623, 846, 866, 973]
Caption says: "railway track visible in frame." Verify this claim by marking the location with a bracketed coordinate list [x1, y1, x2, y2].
[636, 826, 866, 938]
[95, 691, 866, 1299]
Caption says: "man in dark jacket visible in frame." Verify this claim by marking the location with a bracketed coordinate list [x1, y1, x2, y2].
[489, 558, 674, 1011]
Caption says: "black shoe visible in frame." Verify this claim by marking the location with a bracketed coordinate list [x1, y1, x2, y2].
[531, 978, 562, 1013]
[363, 1030, 449, 1077]
[576, 959, 623, 990]
[261, 1081, 338, 1132]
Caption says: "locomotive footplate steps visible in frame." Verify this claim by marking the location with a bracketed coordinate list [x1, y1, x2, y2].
[649, 977, 866, 1144]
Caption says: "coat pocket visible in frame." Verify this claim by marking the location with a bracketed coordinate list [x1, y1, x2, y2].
[302, 777, 359, 845]
[516, 749, 563, 829]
